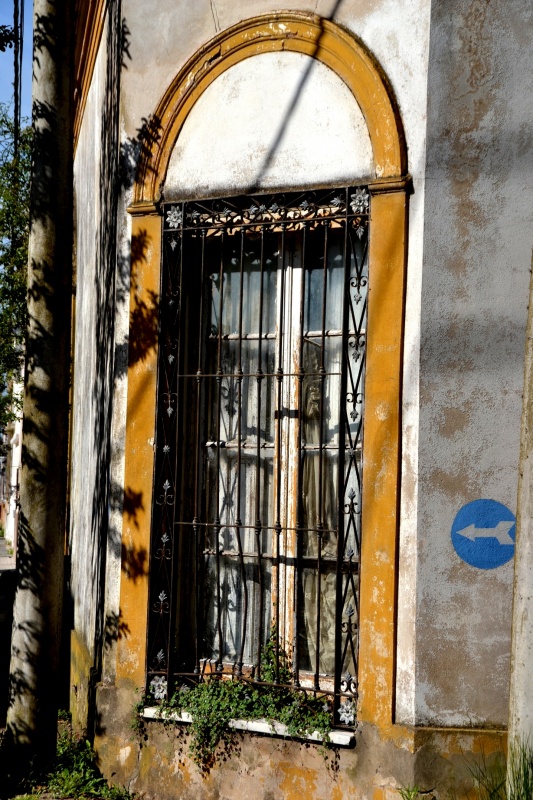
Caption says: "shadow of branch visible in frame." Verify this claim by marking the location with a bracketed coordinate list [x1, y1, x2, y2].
[103, 609, 130, 650]
[249, 0, 346, 191]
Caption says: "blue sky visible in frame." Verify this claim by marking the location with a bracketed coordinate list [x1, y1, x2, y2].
[0, 0, 33, 120]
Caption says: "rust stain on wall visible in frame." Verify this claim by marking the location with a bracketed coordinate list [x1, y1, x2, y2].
[278, 762, 318, 799]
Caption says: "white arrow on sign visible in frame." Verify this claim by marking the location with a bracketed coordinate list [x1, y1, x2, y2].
[456, 520, 514, 546]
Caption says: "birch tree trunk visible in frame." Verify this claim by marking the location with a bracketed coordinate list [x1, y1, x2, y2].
[5, 0, 73, 773]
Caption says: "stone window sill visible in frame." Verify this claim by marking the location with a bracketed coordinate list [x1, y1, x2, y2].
[143, 706, 355, 746]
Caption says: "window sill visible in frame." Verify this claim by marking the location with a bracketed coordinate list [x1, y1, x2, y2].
[143, 706, 355, 747]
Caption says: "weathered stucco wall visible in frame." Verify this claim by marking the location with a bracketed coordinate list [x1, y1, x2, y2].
[416, 0, 533, 726]
[70, 0, 130, 725]
[165, 50, 373, 196]
[118, 0, 432, 726]
[71, 20, 107, 663]
[95, 682, 506, 800]
[68, 0, 533, 794]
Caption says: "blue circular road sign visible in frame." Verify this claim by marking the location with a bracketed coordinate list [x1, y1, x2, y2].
[451, 499, 515, 570]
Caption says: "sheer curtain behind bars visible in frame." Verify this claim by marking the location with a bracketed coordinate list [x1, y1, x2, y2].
[202, 225, 359, 677]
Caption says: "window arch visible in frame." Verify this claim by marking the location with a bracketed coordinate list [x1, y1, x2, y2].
[122, 12, 409, 733]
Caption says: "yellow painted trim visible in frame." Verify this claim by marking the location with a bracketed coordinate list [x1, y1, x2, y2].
[73, 0, 108, 150]
[134, 12, 406, 205]
[116, 214, 161, 685]
[122, 14, 409, 730]
[357, 187, 408, 727]
[126, 202, 159, 217]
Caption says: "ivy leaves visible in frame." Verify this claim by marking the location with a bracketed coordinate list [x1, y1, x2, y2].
[172, 678, 332, 767]
[152, 636, 333, 767]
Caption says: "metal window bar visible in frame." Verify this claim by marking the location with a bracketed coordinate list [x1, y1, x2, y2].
[147, 188, 369, 728]
[274, 223, 286, 684]
[255, 227, 265, 680]
[214, 231, 225, 673]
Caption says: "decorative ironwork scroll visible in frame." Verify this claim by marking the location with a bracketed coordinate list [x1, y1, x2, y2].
[147, 187, 369, 730]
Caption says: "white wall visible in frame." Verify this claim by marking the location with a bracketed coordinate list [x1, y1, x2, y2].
[415, 0, 533, 726]
[165, 51, 373, 198]
[73, 0, 533, 729]
[120, 0, 432, 722]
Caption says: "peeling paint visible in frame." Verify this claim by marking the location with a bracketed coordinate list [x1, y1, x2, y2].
[69, 0, 533, 794]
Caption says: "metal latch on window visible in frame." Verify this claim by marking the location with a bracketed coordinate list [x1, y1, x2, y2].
[274, 407, 299, 419]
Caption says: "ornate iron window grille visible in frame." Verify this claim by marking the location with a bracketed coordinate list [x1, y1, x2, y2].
[147, 187, 369, 729]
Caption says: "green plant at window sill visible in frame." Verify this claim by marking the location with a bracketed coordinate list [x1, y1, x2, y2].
[143, 636, 333, 767]
[176, 675, 332, 767]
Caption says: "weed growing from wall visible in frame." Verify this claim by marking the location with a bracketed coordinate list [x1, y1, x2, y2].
[507, 739, 533, 800]
[396, 787, 422, 800]
[465, 738, 533, 800]
[7, 718, 135, 799]
[46, 732, 132, 800]
[130, 691, 147, 742]
[140, 636, 333, 767]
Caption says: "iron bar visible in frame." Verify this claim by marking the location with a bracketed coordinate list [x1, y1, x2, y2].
[171, 370, 343, 379]
[255, 227, 265, 678]
[200, 547, 351, 561]
[166, 215, 181, 695]
[334, 191, 351, 717]
[274, 224, 287, 683]
[235, 228, 248, 674]
[204, 443, 355, 451]
[313, 222, 329, 690]
[154, 188, 369, 726]
[214, 232, 225, 671]
[192, 230, 207, 674]
[207, 329, 350, 340]
[176, 520, 339, 534]
[294, 222, 308, 686]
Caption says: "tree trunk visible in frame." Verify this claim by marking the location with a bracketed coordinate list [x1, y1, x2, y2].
[5, 0, 73, 775]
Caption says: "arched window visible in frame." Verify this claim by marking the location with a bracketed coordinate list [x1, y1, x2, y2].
[148, 188, 369, 725]
[122, 13, 408, 734]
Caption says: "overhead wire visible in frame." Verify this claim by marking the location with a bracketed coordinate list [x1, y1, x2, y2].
[13, 0, 24, 158]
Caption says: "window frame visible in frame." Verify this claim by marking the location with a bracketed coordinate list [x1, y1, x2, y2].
[146, 188, 370, 727]
[120, 12, 409, 736]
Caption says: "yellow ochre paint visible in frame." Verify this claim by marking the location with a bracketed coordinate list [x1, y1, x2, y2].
[123, 12, 410, 734]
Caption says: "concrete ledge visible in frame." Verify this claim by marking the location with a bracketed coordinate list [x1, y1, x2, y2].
[143, 706, 355, 746]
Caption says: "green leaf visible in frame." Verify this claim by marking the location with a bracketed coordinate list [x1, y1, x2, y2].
[0, 103, 31, 431]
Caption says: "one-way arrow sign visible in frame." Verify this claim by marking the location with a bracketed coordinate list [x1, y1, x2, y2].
[456, 520, 514, 546]
[451, 499, 515, 570]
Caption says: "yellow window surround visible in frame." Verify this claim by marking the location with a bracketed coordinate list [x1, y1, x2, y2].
[121, 11, 409, 737]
